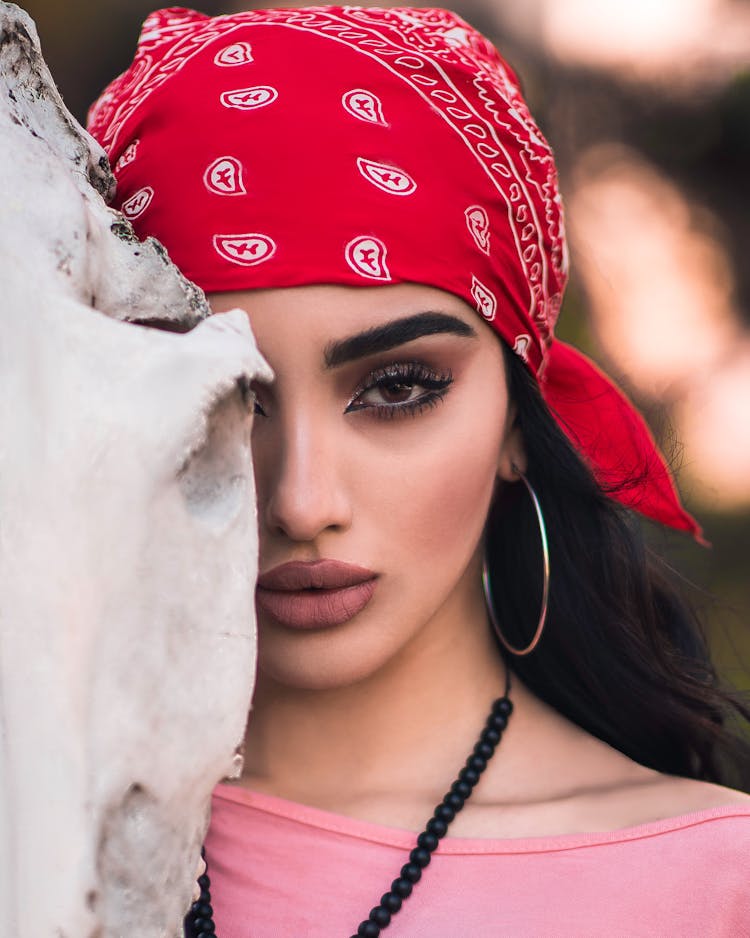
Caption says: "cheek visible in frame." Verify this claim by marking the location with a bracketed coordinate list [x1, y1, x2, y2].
[354, 403, 504, 567]
[404, 438, 496, 553]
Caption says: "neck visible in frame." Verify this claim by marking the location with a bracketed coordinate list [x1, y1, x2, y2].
[239, 588, 507, 813]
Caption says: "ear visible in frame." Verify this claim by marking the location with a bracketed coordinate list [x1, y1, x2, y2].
[496, 404, 527, 482]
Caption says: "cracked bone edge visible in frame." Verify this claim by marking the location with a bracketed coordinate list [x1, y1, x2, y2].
[0, 4, 271, 934]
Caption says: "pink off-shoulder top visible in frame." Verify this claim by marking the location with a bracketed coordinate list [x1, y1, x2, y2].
[204, 783, 750, 937]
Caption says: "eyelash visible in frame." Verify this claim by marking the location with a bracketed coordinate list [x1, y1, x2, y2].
[252, 361, 454, 420]
[345, 361, 454, 419]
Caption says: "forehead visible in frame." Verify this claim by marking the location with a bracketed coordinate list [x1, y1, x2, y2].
[208, 282, 480, 344]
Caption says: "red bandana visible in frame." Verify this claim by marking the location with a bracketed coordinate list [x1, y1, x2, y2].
[88, 5, 702, 540]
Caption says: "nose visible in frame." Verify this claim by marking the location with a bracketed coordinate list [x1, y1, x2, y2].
[259, 409, 352, 543]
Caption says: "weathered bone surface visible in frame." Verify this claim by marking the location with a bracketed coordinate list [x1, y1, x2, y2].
[0, 4, 271, 934]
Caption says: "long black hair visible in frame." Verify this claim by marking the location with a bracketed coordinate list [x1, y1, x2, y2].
[485, 344, 750, 791]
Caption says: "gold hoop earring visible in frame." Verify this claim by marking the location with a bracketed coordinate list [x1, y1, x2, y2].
[482, 467, 550, 656]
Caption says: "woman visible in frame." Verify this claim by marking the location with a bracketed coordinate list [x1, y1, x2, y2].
[88, 6, 750, 935]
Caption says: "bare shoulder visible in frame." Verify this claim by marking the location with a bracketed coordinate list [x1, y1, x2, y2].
[643, 773, 750, 814]
[455, 682, 750, 838]
[458, 702, 750, 838]
[557, 746, 750, 832]
[536, 755, 750, 836]
[459, 759, 750, 839]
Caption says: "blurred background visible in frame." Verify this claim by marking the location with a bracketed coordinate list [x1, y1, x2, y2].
[21, 0, 750, 698]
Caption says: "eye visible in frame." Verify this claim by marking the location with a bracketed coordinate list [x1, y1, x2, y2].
[345, 361, 453, 419]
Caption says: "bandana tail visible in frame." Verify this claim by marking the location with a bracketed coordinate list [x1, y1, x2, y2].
[541, 341, 706, 545]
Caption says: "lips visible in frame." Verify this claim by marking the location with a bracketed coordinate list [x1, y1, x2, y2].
[256, 560, 378, 629]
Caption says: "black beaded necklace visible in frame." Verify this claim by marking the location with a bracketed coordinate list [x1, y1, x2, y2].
[184, 678, 512, 938]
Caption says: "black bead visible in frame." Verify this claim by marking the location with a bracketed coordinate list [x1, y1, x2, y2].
[458, 766, 480, 786]
[357, 921, 380, 938]
[474, 740, 495, 760]
[451, 779, 472, 799]
[369, 906, 392, 927]
[445, 790, 465, 811]
[381, 891, 403, 913]
[391, 877, 413, 898]
[409, 846, 432, 868]
[493, 697, 513, 716]
[190, 901, 212, 918]
[467, 754, 487, 773]
[192, 918, 211, 932]
[482, 725, 501, 746]
[196, 927, 215, 938]
[426, 816, 448, 838]
[401, 860, 423, 882]
[488, 711, 508, 731]
[417, 830, 439, 852]
[434, 802, 455, 823]
[197, 873, 211, 890]
[336, 695, 512, 936]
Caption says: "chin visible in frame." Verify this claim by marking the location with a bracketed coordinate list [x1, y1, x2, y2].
[257, 656, 385, 692]
[255, 619, 401, 692]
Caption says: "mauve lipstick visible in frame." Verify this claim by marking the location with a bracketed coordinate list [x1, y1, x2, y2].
[256, 560, 378, 629]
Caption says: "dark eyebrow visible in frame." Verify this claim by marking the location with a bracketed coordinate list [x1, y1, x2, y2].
[324, 312, 476, 368]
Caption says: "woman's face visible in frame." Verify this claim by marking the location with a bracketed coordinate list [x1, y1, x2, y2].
[208, 283, 524, 691]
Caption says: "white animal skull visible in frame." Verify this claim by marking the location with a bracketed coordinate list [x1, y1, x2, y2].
[0, 4, 270, 934]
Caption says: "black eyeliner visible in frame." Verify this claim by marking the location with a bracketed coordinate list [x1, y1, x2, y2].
[345, 360, 454, 418]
